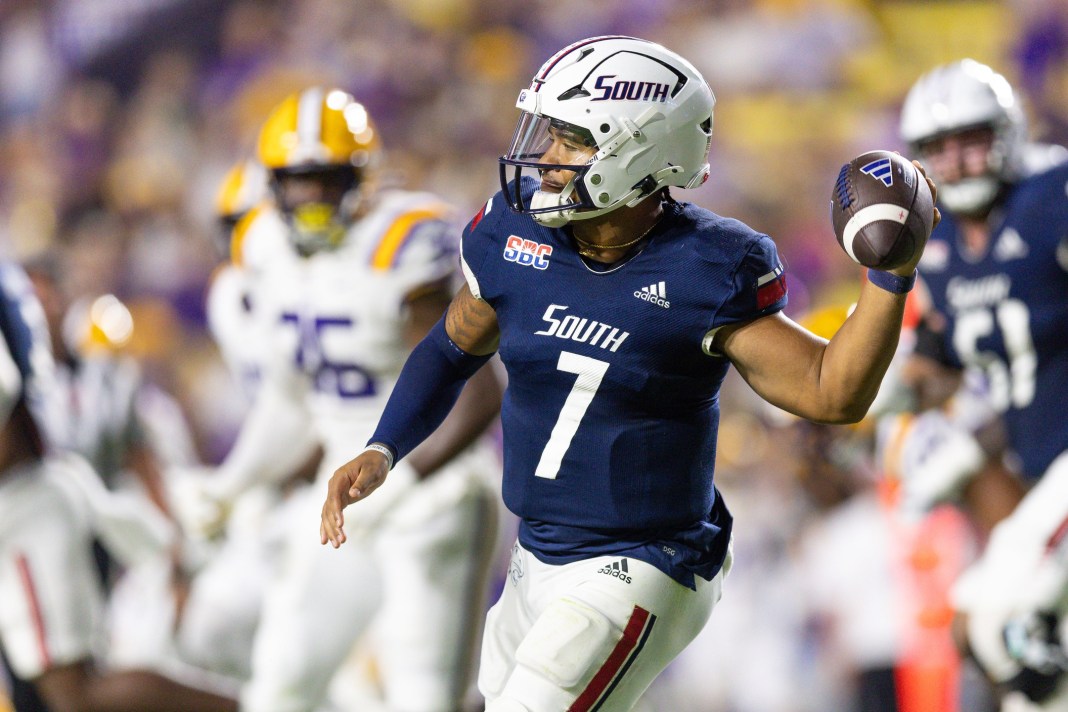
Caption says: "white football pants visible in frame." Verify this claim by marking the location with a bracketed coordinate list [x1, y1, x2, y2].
[480, 539, 730, 712]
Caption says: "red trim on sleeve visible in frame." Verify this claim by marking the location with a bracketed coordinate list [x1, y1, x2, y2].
[757, 274, 787, 310]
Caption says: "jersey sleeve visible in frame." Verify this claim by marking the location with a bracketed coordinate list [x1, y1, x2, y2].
[232, 205, 289, 275]
[460, 191, 509, 301]
[729, 234, 787, 319]
[0, 263, 56, 425]
[702, 233, 788, 355]
[0, 327, 22, 423]
[370, 201, 460, 299]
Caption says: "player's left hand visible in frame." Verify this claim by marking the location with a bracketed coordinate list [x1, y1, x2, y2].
[320, 449, 390, 548]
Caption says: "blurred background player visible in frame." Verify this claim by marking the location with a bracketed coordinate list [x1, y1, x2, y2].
[16, 239, 236, 708]
[25, 248, 182, 524]
[159, 155, 318, 689]
[189, 87, 503, 712]
[899, 58, 1068, 708]
[205, 157, 275, 400]
[0, 260, 238, 712]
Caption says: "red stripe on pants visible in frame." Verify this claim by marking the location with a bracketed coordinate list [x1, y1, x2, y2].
[1046, 514, 1068, 554]
[569, 605, 650, 712]
[15, 553, 50, 669]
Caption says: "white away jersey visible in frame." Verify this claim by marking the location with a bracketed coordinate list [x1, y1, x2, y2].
[247, 189, 459, 464]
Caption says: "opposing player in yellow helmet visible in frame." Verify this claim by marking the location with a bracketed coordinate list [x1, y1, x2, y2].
[257, 87, 380, 255]
[186, 83, 504, 712]
[213, 158, 268, 257]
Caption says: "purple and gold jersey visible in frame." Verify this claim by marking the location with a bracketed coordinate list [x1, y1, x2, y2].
[918, 163, 1068, 480]
[461, 179, 787, 586]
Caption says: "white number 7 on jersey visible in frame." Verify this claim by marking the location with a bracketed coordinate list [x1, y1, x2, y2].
[534, 351, 610, 479]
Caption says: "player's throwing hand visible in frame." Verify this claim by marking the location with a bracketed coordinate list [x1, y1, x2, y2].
[320, 448, 390, 548]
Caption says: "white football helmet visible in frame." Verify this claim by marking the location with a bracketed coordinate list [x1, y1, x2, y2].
[899, 59, 1027, 216]
[500, 36, 715, 227]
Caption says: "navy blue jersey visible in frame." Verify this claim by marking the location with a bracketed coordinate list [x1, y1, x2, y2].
[918, 163, 1068, 480]
[0, 262, 51, 448]
[461, 180, 788, 587]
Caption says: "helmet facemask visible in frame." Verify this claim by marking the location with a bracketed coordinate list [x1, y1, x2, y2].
[914, 122, 1012, 217]
[270, 164, 364, 256]
[500, 115, 603, 227]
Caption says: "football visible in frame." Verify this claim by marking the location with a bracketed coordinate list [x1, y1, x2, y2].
[830, 150, 934, 270]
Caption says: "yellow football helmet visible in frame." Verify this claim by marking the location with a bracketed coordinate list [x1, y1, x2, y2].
[213, 158, 267, 255]
[62, 294, 134, 355]
[257, 87, 380, 254]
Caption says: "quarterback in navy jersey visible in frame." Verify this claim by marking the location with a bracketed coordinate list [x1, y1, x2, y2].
[324, 36, 936, 711]
[901, 59, 1068, 707]
[460, 177, 784, 588]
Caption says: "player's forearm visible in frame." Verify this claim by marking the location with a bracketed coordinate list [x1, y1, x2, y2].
[406, 357, 502, 478]
[369, 317, 493, 462]
[126, 444, 173, 517]
[817, 280, 907, 422]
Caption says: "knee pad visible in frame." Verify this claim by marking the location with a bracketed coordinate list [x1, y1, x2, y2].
[514, 597, 616, 690]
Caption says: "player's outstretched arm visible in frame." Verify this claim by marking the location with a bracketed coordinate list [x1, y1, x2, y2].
[719, 163, 939, 423]
[321, 285, 499, 547]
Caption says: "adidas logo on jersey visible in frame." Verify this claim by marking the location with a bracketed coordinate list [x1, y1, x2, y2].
[597, 558, 632, 584]
[634, 281, 670, 308]
[993, 227, 1028, 261]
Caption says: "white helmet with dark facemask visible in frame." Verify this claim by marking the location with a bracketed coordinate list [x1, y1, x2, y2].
[899, 59, 1027, 216]
[500, 36, 715, 227]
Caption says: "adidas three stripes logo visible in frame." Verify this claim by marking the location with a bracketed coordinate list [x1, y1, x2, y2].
[633, 281, 670, 308]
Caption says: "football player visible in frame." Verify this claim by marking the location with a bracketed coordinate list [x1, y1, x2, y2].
[193, 87, 503, 712]
[25, 252, 176, 522]
[899, 59, 1068, 707]
[147, 157, 296, 688]
[205, 157, 274, 400]
[0, 260, 237, 712]
[322, 36, 938, 711]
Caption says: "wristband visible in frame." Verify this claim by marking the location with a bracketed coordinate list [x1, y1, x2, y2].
[362, 442, 396, 471]
[867, 268, 916, 294]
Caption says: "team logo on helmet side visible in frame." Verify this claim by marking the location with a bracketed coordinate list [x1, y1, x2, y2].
[592, 75, 672, 102]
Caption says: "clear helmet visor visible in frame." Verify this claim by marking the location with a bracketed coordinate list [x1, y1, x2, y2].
[498, 112, 598, 219]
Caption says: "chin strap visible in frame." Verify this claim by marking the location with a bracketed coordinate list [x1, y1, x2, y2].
[533, 162, 704, 227]
[530, 188, 575, 228]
